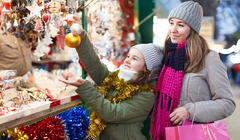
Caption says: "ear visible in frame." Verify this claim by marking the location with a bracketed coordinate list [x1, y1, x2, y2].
[143, 67, 148, 72]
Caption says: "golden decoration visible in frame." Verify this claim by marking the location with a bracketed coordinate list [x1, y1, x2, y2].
[87, 70, 153, 139]
[5, 128, 29, 140]
[65, 33, 81, 48]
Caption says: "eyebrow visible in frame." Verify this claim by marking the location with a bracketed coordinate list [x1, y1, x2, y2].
[132, 55, 140, 59]
[170, 19, 186, 24]
[129, 53, 140, 59]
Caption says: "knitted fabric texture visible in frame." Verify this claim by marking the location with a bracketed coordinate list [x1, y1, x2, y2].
[168, 1, 203, 34]
[132, 43, 163, 72]
[150, 39, 187, 140]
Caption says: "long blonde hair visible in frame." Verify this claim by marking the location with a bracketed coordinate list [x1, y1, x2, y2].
[163, 29, 210, 73]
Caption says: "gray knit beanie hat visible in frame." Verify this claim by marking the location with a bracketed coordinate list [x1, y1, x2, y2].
[168, 1, 203, 34]
[131, 43, 163, 72]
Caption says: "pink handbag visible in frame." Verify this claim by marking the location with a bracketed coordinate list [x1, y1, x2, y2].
[165, 121, 230, 140]
[165, 104, 230, 140]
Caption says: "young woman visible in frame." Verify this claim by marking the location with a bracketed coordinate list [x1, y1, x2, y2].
[60, 15, 163, 140]
[150, 1, 236, 140]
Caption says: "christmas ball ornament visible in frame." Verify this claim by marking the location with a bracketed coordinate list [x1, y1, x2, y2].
[65, 33, 81, 48]
[61, 6, 65, 12]
[65, 23, 83, 48]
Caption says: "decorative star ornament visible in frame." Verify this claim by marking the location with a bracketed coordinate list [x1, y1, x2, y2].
[26, 0, 44, 18]
[56, 28, 65, 50]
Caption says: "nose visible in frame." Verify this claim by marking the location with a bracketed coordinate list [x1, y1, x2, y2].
[170, 24, 177, 33]
[124, 57, 130, 64]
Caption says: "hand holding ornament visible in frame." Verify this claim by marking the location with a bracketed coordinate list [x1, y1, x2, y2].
[63, 14, 81, 27]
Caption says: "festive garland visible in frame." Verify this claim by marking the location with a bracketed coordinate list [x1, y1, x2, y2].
[0, 107, 90, 140]
[56, 106, 89, 139]
[87, 70, 153, 139]
[0, 128, 29, 140]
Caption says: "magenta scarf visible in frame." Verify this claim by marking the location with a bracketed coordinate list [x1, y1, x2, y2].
[150, 39, 187, 140]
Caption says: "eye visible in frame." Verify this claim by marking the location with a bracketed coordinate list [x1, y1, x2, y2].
[127, 55, 130, 58]
[169, 22, 173, 25]
[179, 24, 184, 27]
[133, 57, 137, 60]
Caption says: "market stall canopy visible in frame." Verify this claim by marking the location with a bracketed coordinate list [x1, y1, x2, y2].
[155, 0, 182, 18]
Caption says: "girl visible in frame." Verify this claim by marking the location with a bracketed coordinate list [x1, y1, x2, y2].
[60, 15, 163, 140]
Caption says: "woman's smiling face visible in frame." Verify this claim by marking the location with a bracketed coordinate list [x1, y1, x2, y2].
[168, 18, 191, 43]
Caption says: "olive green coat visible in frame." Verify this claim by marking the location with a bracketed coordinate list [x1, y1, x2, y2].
[75, 33, 156, 140]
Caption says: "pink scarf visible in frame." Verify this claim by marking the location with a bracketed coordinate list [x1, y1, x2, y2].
[150, 39, 187, 140]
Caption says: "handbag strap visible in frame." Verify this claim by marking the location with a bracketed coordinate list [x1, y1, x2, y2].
[184, 103, 196, 127]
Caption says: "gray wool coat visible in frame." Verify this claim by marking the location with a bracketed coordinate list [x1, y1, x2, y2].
[179, 51, 236, 123]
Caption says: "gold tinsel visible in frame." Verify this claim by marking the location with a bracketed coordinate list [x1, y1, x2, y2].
[87, 70, 153, 139]
[0, 128, 29, 140]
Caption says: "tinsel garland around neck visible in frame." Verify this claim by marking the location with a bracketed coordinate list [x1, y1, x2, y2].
[87, 70, 153, 139]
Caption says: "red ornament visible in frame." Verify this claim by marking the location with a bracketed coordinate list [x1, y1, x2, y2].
[1, 1, 11, 14]
[42, 13, 50, 23]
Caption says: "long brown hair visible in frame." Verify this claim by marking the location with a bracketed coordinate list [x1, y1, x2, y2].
[163, 29, 210, 73]
[128, 67, 150, 85]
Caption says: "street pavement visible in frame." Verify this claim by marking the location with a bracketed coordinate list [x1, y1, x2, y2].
[222, 84, 240, 140]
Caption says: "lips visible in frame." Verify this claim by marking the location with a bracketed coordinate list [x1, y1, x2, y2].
[171, 35, 179, 38]
[123, 64, 131, 69]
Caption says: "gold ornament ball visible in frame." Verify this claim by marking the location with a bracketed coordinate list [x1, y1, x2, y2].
[65, 33, 81, 48]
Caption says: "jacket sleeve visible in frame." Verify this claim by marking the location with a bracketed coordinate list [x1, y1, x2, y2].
[76, 81, 155, 123]
[75, 31, 110, 86]
[185, 51, 236, 123]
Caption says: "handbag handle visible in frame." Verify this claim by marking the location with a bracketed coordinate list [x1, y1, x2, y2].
[183, 103, 196, 127]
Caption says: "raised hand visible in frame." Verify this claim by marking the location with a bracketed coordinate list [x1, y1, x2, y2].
[63, 14, 81, 27]
[59, 78, 86, 87]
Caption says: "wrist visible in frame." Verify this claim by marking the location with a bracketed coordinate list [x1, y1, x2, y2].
[187, 112, 191, 120]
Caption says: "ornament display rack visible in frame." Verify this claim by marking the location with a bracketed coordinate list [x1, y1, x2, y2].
[0, 95, 81, 133]
[0, 0, 87, 133]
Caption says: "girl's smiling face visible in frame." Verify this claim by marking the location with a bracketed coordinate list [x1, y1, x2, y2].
[123, 48, 146, 72]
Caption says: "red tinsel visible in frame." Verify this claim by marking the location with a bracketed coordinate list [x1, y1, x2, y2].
[20, 116, 65, 140]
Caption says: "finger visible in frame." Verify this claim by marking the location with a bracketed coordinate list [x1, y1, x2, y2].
[170, 115, 177, 122]
[59, 79, 68, 84]
[177, 120, 183, 126]
[172, 118, 181, 126]
[169, 112, 175, 118]
[77, 79, 87, 84]
[63, 14, 71, 21]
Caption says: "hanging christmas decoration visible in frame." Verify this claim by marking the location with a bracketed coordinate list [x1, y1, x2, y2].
[65, 23, 81, 48]
[1, 0, 12, 14]
[25, 0, 44, 18]
[34, 18, 44, 31]
[49, 23, 59, 37]
[49, 0, 60, 15]
[56, 28, 65, 50]
[42, 33, 53, 46]
[13, 13, 18, 27]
